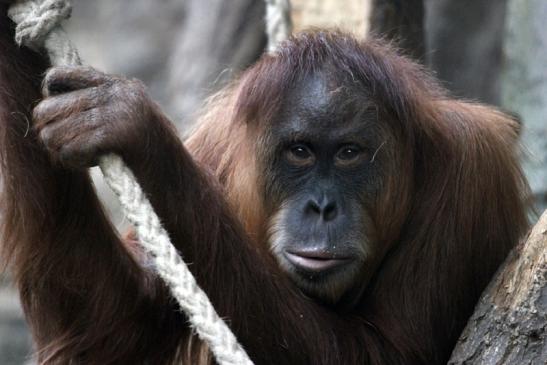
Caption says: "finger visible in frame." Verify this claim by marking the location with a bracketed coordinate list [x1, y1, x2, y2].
[38, 110, 95, 150]
[57, 133, 103, 169]
[38, 109, 109, 169]
[42, 66, 111, 97]
[33, 86, 102, 128]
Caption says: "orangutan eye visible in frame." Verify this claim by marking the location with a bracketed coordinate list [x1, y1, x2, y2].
[290, 145, 311, 159]
[286, 144, 315, 166]
[338, 147, 359, 160]
[335, 145, 364, 166]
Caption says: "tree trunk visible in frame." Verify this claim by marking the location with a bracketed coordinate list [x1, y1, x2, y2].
[449, 210, 547, 364]
[166, 0, 266, 128]
[368, 0, 425, 61]
[424, 0, 508, 106]
[290, 0, 370, 37]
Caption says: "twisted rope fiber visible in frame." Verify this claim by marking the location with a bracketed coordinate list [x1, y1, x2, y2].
[8, 1, 252, 364]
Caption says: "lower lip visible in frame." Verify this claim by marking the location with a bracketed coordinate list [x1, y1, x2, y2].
[284, 252, 351, 272]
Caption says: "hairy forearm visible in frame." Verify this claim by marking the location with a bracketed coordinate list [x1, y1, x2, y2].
[0, 23, 188, 361]
[119, 102, 218, 252]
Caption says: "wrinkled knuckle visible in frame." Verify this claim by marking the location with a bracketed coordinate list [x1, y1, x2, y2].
[43, 66, 62, 82]
[124, 78, 148, 100]
[85, 87, 102, 106]
[32, 104, 45, 123]
[85, 65, 106, 77]
[43, 66, 69, 97]
[86, 108, 103, 127]
[80, 65, 97, 73]
[109, 79, 149, 113]
[38, 126, 55, 148]
[33, 100, 61, 127]
[42, 71, 56, 97]
[44, 66, 69, 83]
[80, 66, 105, 83]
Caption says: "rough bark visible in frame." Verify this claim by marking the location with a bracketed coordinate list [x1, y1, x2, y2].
[368, 0, 425, 61]
[449, 210, 547, 364]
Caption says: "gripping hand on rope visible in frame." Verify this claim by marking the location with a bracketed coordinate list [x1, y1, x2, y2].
[32, 65, 255, 365]
[34, 66, 154, 169]
[5, 0, 296, 363]
[33, 66, 158, 168]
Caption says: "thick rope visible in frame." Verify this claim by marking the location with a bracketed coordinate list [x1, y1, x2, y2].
[100, 156, 253, 365]
[9, 0, 80, 65]
[8, 1, 253, 364]
[264, 0, 292, 52]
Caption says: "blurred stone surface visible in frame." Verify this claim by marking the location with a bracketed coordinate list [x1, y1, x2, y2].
[292, 0, 370, 36]
[370, 0, 425, 61]
[0, 277, 32, 365]
[425, 0, 546, 215]
[166, 0, 266, 128]
[66, 0, 186, 121]
[501, 0, 547, 214]
[425, 0, 508, 105]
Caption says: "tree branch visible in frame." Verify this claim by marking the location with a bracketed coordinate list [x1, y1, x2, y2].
[449, 210, 547, 364]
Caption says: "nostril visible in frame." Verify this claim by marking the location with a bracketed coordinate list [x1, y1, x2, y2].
[304, 198, 339, 221]
[305, 200, 322, 215]
[323, 202, 337, 221]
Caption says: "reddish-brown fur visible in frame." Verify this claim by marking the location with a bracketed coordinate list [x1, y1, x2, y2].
[0, 5, 530, 364]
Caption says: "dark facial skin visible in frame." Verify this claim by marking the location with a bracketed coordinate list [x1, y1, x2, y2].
[265, 71, 385, 304]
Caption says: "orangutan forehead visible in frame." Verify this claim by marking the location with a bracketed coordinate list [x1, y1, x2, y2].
[272, 72, 377, 135]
